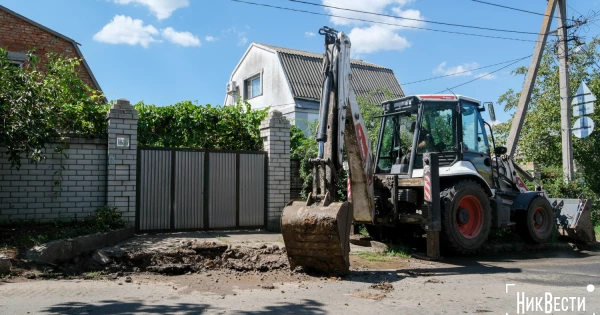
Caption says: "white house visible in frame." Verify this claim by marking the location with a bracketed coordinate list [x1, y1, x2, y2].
[224, 43, 405, 131]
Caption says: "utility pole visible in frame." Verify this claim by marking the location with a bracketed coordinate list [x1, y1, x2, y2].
[506, 0, 556, 159]
[557, 0, 574, 183]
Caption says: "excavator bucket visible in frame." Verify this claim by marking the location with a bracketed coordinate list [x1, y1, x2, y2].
[555, 198, 597, 244]
[281, 201, 353, 275]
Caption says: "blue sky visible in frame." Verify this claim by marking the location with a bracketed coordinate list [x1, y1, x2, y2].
[2, 0, 599, 123]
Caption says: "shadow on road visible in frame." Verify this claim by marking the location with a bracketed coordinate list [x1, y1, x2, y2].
[345, 261, 522, 285]
[345, 248, 598, 285]
[41, 299, 327, 314]
[41, 300, 212, 315]
[236, 299, 326, 315]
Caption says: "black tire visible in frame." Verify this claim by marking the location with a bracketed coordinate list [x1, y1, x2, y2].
[517, 197, 553, 244]
[440, 180, 491, 254]
[365, 224, 383, 241]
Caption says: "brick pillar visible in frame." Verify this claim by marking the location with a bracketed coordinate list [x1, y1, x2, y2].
[106, 99, 138, 225]
[260, 110, 291, 232]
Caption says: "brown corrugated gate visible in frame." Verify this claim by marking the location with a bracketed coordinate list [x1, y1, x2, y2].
[136, 147, 267, 232]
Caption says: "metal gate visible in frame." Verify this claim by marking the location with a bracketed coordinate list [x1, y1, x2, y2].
[136, 148, 267, 232]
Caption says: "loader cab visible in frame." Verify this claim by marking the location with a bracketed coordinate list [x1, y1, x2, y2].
[375, 95, 494, 187]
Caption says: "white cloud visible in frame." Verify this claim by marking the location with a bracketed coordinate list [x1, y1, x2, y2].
[322, 0, 423, 54]
[478, 72, 497, 80]
[223, 27, 249, 46]
[489, 119, 503, 126]
[93, 15, 159, 48]
[348, 25, 410, 55]
[323, 0, 422, 28]
[205, 35, 217, 42]
[304, 32, 316, 37]
[238, 35, 248, 46]
[114, 0, 189, 20]
[433, 61, 479, 77]
[162, 27, 200, 47]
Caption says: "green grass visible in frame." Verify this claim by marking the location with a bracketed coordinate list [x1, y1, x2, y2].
[595, 225, 599, 239]
[358, 224, 369, 237]
[84, 272, 103, 280]
[354, 244, 412, 261]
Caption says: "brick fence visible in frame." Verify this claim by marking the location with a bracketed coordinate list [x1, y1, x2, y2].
[0, 137, 107, 222]
[1, 102, 292, 230]
[260, 111, 291, 232]
[0, 99, 138, 224]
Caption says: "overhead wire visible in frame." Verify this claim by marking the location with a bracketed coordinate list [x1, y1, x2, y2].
[403, 55, 533, 85]
[435, 55, 532, 94]
[288, 0, 541, 35]
[566, 3, 600, 31]
[471, 0, 577, 23]
[230, 0, 540, 43]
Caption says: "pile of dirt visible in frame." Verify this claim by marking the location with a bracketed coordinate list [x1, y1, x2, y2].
[99, 241, 290, 275]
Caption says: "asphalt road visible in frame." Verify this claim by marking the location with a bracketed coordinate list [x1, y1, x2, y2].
[1, 249, 599, 315]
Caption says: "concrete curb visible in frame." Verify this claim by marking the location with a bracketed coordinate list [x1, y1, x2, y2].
[25, 228, 135, 264]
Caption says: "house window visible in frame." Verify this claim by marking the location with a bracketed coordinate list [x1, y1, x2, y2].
[6, 51, 27, 68]
[244, 74, 261, 100]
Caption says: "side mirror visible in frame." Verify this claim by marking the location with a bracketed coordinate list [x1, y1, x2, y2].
[410, 121, 416, 133]
[484, 102, 496, 122]
[494, 146, 507, 155]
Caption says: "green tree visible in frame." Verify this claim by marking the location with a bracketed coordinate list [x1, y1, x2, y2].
[495, 37, 600, 224]
[0, 49, 106, 169]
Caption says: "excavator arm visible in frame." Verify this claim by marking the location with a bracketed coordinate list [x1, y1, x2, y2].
[280, 27, 375, 275]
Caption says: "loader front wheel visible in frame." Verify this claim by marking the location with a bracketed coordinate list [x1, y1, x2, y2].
[517, 197, 553, 244]
[441, 180, 491, 254]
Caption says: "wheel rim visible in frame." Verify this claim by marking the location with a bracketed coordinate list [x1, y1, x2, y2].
[456, 195, 484, 239]
[533, 207, 544, 230]
[532, 206, 551, 234]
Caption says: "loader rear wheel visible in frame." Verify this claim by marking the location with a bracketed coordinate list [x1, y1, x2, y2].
[517, 197, 553, 244]
[441, 180, 491, 254]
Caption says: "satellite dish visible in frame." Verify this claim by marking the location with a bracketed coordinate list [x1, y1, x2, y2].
[573, 116, 594, 138]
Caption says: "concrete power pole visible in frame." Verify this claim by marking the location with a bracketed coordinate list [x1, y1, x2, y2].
[557, 0, 574, 183]
[506, 0, 556, 159]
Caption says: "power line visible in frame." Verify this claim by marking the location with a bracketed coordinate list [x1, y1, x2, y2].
[231, 0, 540, 43]
[403, 55, 532, 85]
[435, 55, 531, 94]
[471, 0, 577, 23]
[566, 3, 600, 31]
[289, 0, 541, 35]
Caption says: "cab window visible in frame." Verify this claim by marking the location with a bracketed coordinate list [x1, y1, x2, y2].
[461, 102, 490, 155]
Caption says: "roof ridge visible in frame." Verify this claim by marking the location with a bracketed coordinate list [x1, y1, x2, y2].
[0, 4, 79, 45]
[0, 4, 103, 92]
[254, 42, 390, 70]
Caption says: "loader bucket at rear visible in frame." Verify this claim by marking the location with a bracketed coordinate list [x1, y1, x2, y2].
[554, 198, 597, 244]
[281, 201, 353, 275]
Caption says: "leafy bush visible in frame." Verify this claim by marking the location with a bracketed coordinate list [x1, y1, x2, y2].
[538, 166, 599, 225]
[136, 99, 268, 151]
[85, 206, 127, 231]
[0, 50, 106, 169]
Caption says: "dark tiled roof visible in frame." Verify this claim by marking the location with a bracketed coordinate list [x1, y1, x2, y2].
[258, 44, 404, 105]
